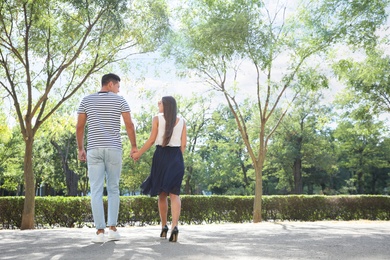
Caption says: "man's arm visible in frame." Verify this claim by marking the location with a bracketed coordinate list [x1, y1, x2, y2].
[122, 111, 137, 155]
[76, 113, 87, 162]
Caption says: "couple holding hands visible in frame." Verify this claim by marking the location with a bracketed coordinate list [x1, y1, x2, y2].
[76, 73, 187, 243]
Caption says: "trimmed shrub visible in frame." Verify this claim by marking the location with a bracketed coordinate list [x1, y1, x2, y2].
[0, 195, 389, 229]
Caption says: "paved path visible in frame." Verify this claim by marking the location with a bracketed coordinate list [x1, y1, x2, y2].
[1, 221, 389, 260]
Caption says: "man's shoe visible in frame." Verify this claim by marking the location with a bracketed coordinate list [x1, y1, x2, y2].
[91, 232, 105, 243]
[108, 229, 121, 241]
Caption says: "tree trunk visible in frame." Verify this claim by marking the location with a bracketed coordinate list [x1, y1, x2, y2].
[253, 155, 264, 223]
[308, 182, 314, 194]
[184, 166, 193, 194]
[253, 167, 263, 222]
[51, 140, 79, 196]
[293, 158, 303, 194]
[79, 166, 89, 196]
[239, 156, 249, 187]
[357, 170, 364, 194]
[371, 172, 377, 194]
[20, 137, 35, 230]
[292, 134, 303, 194]
[252, 120, 268, 223]
[65, 168, 79, 196]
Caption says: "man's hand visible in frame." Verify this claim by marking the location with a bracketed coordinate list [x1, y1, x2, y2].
[130, 147, 139, 162]
[131, 150, 141, 161]
[78, 149, 87, 162]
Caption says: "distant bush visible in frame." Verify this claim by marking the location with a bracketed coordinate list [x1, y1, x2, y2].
[261, 195, 390, 221]
[0, 195, 389, 229]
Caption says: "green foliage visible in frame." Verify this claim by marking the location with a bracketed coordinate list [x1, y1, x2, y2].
[0, 0, 171, 227]
[181, 0, 253, 58]
[0, 128, 24, 196]
[0, 196, 24, 228]
[165, 0, 390, 223]
[2, 90, 390, 197]
[180, 195, 253, 224]
[174, 94, 215, 194]
[35, 197, 91, 227]
[262, 195, 390, 221]
[201, 105, 253, 195]
[120, 196, 160, 225]
[265, 91, 338, 194]
[298, 0, 389, 49]
[333, 49, 390, 114]
[333, 108, 390, 194]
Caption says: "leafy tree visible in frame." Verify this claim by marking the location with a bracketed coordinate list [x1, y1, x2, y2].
[0, 0, 170, 229]
[265, 92, 337, 194]
[0, 103, 13, 183]
[331, 20, 390, 194]
[334, 49, 390, 115]
[50, 136, 80, 196]
[177, 94, 214, 194]
[46, 110, 83, 196]
[372, 138, 390, 194]
[0, 127, 24, 196]
[333, 103, 390, 194]
[200, 104, 253, 195]
[166, 0, 387, 222]
[33, 132, 64, 196]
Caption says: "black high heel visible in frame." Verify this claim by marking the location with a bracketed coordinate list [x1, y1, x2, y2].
[169, 226, 179, 242]
[160, 225, 168, 239]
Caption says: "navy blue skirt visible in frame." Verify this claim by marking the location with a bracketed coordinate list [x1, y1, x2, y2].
[140, 146, 184, 196]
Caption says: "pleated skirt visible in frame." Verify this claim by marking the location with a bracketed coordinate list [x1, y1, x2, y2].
[140, 145, 184, 196]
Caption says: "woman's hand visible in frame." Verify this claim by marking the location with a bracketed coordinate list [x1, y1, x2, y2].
[131, 151, 141, 161]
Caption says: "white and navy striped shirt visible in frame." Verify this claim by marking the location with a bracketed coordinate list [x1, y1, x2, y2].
[77, 92, 130, 151]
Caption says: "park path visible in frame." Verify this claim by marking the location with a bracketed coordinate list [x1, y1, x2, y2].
[1, 221, 389, 260]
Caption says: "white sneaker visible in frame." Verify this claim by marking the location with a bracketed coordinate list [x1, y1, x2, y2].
[91, 232, 105, 243]
[108, 229, 121, 241]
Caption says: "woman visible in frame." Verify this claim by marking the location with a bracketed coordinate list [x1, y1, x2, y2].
[132, 96, 187, 242]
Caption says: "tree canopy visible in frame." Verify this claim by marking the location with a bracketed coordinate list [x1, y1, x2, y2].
[0, 0, 170, 229]
[164, 0, 390, 222]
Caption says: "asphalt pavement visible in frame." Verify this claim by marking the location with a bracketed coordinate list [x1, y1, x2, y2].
[1, 221, 389, 260]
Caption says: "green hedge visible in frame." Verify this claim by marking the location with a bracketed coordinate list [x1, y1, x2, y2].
[0, 195, 389, 229]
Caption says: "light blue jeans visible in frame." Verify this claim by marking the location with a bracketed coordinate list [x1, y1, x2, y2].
[87, 148, 122, 229]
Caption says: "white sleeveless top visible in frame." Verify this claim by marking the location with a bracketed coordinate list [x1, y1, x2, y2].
[155, 114, 184, 147]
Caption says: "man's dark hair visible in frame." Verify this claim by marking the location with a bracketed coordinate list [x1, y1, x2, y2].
[101, 73, 121, 86]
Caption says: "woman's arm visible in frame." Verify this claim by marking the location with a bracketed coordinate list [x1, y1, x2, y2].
[180, 120, 187, 154]
[132, 116, 159, 160]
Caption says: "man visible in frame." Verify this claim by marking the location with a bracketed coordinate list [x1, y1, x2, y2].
[76, 73, 137, 243]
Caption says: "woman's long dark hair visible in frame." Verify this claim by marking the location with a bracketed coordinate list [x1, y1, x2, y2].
[162, 96, 177, 147]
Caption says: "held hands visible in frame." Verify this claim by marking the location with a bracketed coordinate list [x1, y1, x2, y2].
[130, 147, 140, 162]
[131, 150, 141, 161]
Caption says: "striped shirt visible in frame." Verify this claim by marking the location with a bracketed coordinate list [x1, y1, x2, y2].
[77, 92, 130, 151]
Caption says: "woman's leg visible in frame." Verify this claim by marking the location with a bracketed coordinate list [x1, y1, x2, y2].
[158, 192, 168, 227]
[169, 194, 181, 228]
